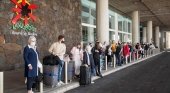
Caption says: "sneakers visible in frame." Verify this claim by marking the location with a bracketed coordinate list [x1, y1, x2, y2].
[57, 81, 65, 86]
[91, 81, 95, 84]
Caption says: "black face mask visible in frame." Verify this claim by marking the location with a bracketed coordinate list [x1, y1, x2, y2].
[61, 41, 65, 43]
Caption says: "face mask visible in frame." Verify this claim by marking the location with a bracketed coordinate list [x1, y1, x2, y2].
[30, 42, 36, 46]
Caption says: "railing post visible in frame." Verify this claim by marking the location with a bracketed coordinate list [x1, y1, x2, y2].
[150, 49, 152, 55]
[65, 61, 68, 84]
[133, 52, 135, 61]
[40, 67, 43, 93]
[0, 72, 3, 93]
[125, 56, 128, 64]
[113, 54, 116, 68]
[105, 56, 108, 71]
[137, 51, 139, 60]
[130, 52, 132, 63]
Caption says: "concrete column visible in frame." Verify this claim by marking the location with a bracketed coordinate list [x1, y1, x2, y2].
[155, 26, 160, 48]
[160, 31, 165, 50]
[96, 0, 109, 43]
[147, 21, 153, 43]
[132, 11, 140, 45]
[143, 27, 147, 43]
[166, 32, 170, 49]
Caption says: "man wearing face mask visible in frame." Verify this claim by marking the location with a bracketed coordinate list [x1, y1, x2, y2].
[49, 35, 66, 86]
[82, 44, 96, 84]
[23, 36, 42, 93]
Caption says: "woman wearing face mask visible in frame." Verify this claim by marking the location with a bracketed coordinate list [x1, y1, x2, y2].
[23, 36, 42, 93]
[70, 43, 83, 78]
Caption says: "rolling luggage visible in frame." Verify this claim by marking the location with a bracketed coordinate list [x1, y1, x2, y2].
[79, 65, 91, 85]
[43, 65, 58, 87]
[61, 61, 75, 82]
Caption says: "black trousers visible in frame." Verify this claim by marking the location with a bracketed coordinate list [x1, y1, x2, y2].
[27, 77, 36, 90]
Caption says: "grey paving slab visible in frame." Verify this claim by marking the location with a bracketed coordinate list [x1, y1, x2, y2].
[66, 52, 170, 93]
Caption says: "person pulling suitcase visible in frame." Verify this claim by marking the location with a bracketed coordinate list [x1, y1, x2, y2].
[79, 45, 95, 85]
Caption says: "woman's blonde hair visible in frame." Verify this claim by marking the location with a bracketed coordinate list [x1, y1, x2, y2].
[28, 36, 36, 44]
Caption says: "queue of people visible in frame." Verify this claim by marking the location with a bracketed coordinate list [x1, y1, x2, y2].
[23, 35, 157, 93]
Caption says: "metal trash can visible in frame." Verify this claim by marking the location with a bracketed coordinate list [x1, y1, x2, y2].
[43, 65, 58, 88]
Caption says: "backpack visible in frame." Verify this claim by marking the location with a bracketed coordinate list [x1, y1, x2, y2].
[111, 44, 117, 53]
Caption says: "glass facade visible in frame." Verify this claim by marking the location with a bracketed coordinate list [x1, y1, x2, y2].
[81, 0, 96, 43]
[81, 0, 132, 43]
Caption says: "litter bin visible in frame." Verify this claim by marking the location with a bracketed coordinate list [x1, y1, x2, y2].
[43, 55, 60, 88]
[43, 65, 58, 88]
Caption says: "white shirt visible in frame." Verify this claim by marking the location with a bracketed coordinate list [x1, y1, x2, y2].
[49, 42, 66, 60]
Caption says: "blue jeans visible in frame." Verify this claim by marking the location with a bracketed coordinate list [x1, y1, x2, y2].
[115, 54, 121, 65]
[58, 60, 64, 81]
[91, 67, 96, 76]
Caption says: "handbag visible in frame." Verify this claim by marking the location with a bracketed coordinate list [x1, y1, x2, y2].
[36, 71, 43, 82]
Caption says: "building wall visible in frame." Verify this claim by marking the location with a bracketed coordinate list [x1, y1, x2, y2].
[0, 0, 81, 70]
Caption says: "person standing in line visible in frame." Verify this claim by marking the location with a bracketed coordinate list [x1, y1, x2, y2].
[85, 44, 96, 76]
[115, 43, 122, 66]
[83, 44, 96, 83]
[23, 36, 42, 93]
[122, 42, 130, 64]
[49, 35, 66, 86]
[92, 41, 103, 78]
[70, 43, 83, 78]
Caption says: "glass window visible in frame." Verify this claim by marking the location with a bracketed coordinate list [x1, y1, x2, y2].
[82, 26, 88, 42]
[82, 5, 89, 13]
[109, 31, 115, 41]
[82, 26, 96, 43]
[123, 34, 129, 42]
[128, 22, 131, 33]
[128, 35, 132, 42]
[123, 20, 126, 32]
[81, 0, 96, 25]
[118, 16, 123, 31]
[81, 0, 97, 44]
[109, 15, 115, 29]
[118, 33, 123, 42]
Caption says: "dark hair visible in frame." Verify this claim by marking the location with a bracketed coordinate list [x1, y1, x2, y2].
[58, 35, 64, 40]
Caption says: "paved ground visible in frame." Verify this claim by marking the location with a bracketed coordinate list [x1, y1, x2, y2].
[66, 52, 170, 93]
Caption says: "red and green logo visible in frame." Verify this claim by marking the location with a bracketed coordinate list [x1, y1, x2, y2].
[10, 0, 38, 25]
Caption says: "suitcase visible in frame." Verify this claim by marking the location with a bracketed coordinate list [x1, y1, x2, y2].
[79, 65, 91, 85]
[61, 61, 75, 82]
[43, 65, 58, 87]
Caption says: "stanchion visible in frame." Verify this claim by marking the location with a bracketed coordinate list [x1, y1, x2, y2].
[144, 50, 146, 57]
[149, 49, 151, 56]
[65, 61, 68, 84]
[40, 67, 43, 93]
[105, 56, 108, 71]
[137, 51, 139, 60]
[150, 49, 152, 56]
[125, 56, 128, 64]
[130, 52, 132, 63]
[133, 52, 135, 61]
[113, 55, 116, 68]
[0, 72, 3, 93]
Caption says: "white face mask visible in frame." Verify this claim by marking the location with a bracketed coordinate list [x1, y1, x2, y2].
[86, 46, 91, 54]
[30, 42, 36, 46]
